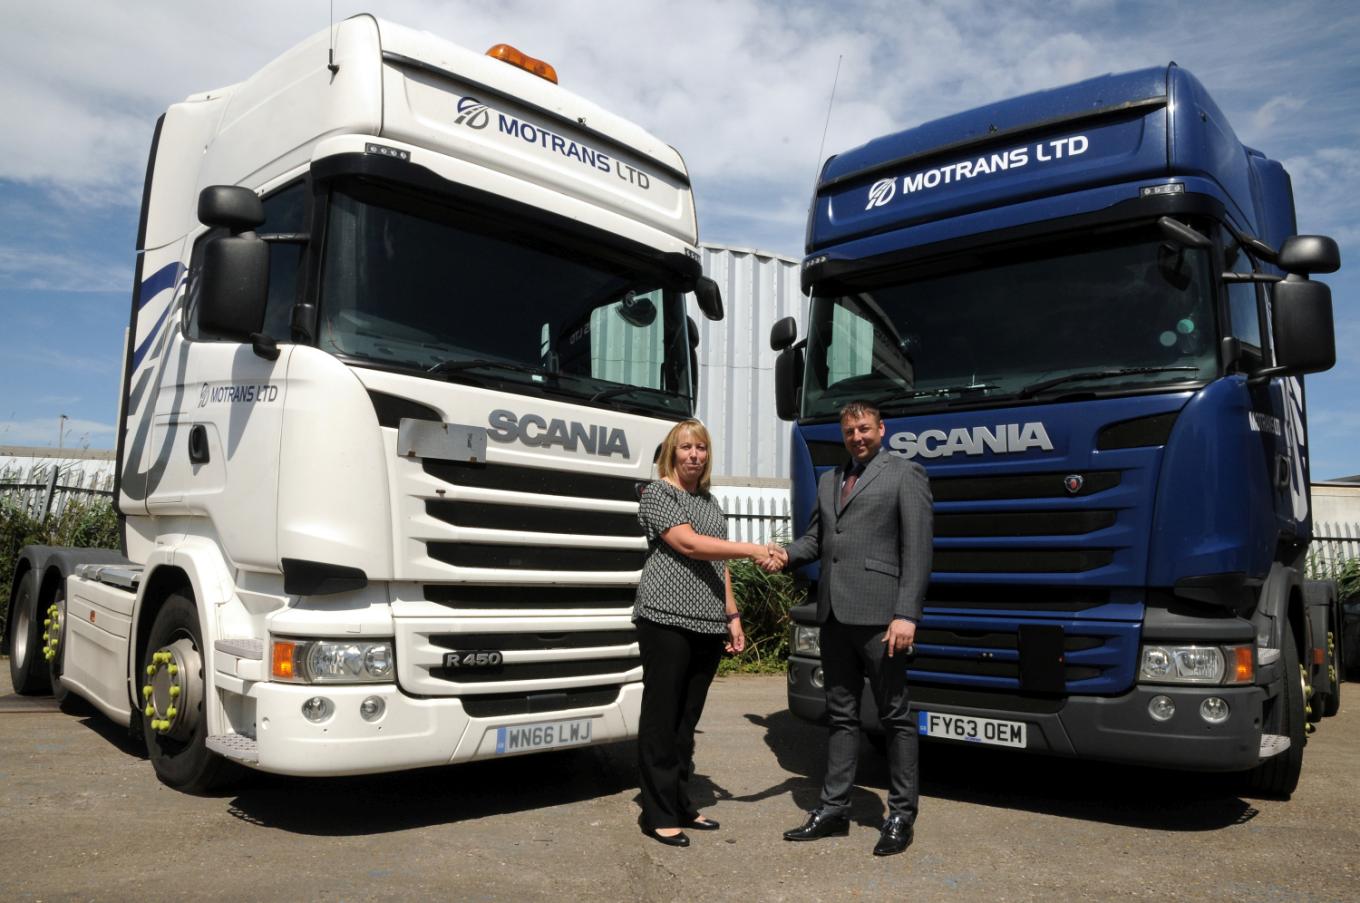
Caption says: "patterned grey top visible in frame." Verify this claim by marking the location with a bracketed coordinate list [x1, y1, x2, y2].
[633, 480, 728, 634]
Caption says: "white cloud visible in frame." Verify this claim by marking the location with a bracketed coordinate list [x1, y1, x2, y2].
[0, 246, 129, 292]
[0, 417, 114, 446]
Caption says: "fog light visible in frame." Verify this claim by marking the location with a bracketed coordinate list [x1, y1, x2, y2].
[359, 696, 385, 722]
[1148, 695, 1175, 722]
[811, 667, 825, 689]
[302, 696, 333, 723]
[1200, 697, 1229, 724]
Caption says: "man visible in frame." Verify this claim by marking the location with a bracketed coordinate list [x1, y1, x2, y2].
[767, 400, 932, 856]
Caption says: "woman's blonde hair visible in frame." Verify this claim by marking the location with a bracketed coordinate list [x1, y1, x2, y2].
[657, 419, 714, 493]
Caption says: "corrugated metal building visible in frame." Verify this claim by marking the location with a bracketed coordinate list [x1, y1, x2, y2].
[689, 244, 805, 484]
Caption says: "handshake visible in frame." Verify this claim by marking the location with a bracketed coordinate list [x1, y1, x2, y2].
[753, 543, 788, 573]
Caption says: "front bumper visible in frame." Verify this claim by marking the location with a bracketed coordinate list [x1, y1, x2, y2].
[239, 680, 642, 776]
[788, 654, 1264, 772]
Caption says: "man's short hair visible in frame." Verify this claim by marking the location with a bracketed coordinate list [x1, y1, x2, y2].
[840, 400, 882, 424]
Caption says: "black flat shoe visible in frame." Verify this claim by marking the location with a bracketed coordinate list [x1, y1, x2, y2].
[783, 809, 850, 841]
[688, 817, 720, 831]
[873, 817, 914, 857]
[643, 827, 690, 847]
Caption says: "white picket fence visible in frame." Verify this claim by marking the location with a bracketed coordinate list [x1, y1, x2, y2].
[710, 487, 793, 544]
[0, 461, 115, 523]
[1309, 521, 1360, 579]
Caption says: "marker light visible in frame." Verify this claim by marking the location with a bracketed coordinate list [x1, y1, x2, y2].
[273, 640, 298, 680]
[486, 43, 558, 83]
[1230, 645, 1254, 684]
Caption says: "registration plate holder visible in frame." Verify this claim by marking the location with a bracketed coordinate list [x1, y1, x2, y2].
[494, 717, 595, 755]
[917, 710, 1027, 748]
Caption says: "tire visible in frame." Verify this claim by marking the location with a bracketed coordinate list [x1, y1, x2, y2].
[1246, 620, 1305, 799]
[141, 592, 233, 793]
[7, 571, 53, 696]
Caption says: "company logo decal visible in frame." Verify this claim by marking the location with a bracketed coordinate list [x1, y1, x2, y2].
[864, 133, 1090, 207]
[198, 383, 280, 407]
[866, 178, 896, 209]
[488, 409, 631, 459]
[454, 97, 490, 129]
[454, 95, 653, 192]
[888, 422, 1054, 459]
[1064, 474, 1084, 494]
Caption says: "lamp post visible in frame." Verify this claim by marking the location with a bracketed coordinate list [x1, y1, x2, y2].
[58, 414, 68, 450]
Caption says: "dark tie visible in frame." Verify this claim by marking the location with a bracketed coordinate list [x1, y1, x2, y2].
[841, 465, 861, 506]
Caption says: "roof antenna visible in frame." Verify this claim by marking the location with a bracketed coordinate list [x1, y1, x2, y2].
[327, 0, 340, 75]
[812, 55, 843, 190]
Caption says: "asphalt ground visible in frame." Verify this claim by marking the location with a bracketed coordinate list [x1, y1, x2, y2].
[1, 664, 1356, 902]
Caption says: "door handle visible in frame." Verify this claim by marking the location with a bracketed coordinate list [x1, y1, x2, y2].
[188, 424, 210, 464]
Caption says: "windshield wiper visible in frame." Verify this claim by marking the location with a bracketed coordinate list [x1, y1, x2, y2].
[428, 358, 554, 379]
[588, 384, 673, 404]
[905, 383, 999, 399]
[1017, 366, 1199, 399]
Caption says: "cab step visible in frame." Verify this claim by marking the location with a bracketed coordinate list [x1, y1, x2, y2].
[1259, 733, 1291, 758]
[206, 733, 259, 765]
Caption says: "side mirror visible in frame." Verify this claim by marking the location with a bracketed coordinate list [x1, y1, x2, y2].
[687, 315, 700, 400]
[770, 316, 798, 351]
[199, 186, 264, 234]
[774, 342, 805, 421]
[199, 236, 270, 343]
[694, 276, 723, 321]
[1271, 276, 1335, 375]
[1278, 235, 1340, 275]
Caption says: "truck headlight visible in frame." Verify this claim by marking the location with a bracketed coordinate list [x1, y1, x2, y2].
[1138, 644, 1252, 685]
[792, 625, 821, 657]
[272, 639, 396, 683]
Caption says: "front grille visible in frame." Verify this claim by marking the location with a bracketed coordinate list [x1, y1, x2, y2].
[425, 584, 636, 611]
[461, 686, 622, 718]
[423, 459, 642, 502]
[430, 630, 635, 651]
[427, 499, 643, 537]
[931, 470, 1121, 501]
[934, 509, 1115, 537]
[432, 658, 640, 683]
[934, 548, 1113, 573]
[908, 656, 1100, 682]
[925, 584, 1110, 612]
[427, 543, 645, 571]
[911, 685, 1066, 714]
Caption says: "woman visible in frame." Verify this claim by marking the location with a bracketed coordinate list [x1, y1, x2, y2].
[634, 418, 774, 847]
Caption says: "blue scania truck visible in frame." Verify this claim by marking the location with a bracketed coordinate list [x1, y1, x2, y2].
[775, 64, 1343, 797]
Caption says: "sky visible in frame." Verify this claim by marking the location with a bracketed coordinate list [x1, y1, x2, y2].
[1, 0, 1357, 478]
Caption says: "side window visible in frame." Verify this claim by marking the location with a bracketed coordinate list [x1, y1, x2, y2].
[184, 182, 307, 342]
[1220, 229, 1265, 365]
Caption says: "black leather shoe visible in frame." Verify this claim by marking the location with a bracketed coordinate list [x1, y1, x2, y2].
[872, 817, 914, 857]
[688, 816, 720, 831]
[783, 809, 850, 841]
[643, 827, 690, 847]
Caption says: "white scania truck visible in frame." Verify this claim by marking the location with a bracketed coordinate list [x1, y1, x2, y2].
[3, 15, 723, 791]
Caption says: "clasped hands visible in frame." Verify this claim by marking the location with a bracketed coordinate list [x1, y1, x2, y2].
[753, 543, 788, 573]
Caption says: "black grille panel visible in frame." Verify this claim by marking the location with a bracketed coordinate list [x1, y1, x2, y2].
[925, 584, 1109, 612]
[430, 631, 635, 652]
[934, 509, 1115, 537]
[932, 470, 1121, 501]
[427, 543, 645, 572]
[909, 656, 1100, 682]
[461, 686, 622, 718]
[426, 499, 643, 537]
[423, 459, 643, 502]
[425, 584, 636, 610]
[934, 548, 1113, 573]
[911, 685, 1066, 714]
[432, 657, 640, 683]
[915, 628, 1103, 652]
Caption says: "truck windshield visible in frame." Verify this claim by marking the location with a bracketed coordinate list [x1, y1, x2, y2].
[801, 225, 1219, 419]
[318, 182, 693, 417]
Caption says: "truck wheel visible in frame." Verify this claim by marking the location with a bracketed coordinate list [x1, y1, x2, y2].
[1245, 621, 1305, 799]
[44, 585, 72, 707]
[7, 571, 53, 695]
[141, 592, 233, 793]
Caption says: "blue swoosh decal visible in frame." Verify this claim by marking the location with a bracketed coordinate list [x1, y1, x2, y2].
[131, 261, 186, 369]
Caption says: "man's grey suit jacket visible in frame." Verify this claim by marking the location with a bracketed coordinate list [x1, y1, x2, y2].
[784, 448, 933, 626]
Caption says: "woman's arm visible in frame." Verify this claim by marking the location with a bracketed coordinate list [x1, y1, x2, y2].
[660, 522, 770, 562]
[723, 566, 745, 654]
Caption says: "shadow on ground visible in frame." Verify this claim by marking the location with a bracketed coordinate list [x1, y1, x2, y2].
[741, 708, 1259, 832]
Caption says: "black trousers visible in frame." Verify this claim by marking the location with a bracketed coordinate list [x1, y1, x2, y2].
[635, 617, 724, 829]
[819, 614, 919, 822]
